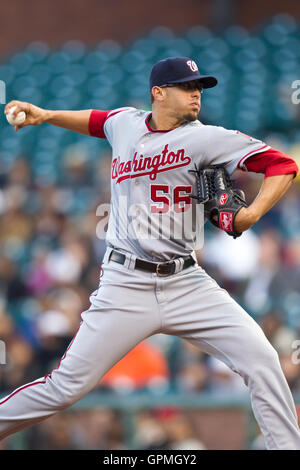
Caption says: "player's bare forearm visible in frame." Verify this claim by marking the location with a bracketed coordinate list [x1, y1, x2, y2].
[235, 173, 294, 232]
[5, 100, 92, 135]
[44, 109, 92, 135]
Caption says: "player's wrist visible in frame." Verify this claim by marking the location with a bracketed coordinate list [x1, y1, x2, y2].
[43, 109, 54, 124]
[234, 206, 258, 232]
[245, 207, 259, 223]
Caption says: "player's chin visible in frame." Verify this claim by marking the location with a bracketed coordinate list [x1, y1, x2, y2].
[182, 110, 199, 122]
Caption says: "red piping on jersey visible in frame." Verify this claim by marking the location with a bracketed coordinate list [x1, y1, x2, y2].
[237, 145, 269, 169]
[89, 109, 130, 138]
[145, 113, 177, 133]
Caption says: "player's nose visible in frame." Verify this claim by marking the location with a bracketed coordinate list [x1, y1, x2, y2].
[191, 89, 201, 99]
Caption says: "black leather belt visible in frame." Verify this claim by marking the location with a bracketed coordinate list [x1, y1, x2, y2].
[108, 250, 195, 276]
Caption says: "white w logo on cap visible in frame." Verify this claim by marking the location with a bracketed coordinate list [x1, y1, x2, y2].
[186, 60, 198, 72]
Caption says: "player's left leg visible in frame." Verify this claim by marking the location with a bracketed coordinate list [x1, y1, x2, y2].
[0, 255, 162, 441]
[160, 264, 300, 450]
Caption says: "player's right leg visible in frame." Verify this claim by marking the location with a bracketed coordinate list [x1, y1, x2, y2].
[161, 265, 300, 450]
[0, 251, 162, 440]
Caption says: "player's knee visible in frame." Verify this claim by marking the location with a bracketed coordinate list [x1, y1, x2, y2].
[58, 385, 89, 408]
[47, 374, 92, 408]
[247, 342, 281, 382]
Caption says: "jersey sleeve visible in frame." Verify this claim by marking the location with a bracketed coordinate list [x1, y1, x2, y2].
[242, 147, 299, 178]
[88, 107, 134, 143]
[88, 110, 111, 138]
[103, 107, 135, 145]
[203, 126, 270, 175]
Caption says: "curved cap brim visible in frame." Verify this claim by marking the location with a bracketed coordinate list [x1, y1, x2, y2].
[167, 74, 218, 89]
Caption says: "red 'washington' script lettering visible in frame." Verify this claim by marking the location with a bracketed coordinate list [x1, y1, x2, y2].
[111, 145, 191, 183]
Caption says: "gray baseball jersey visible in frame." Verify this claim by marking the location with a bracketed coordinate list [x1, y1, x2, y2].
[103, 107, 269, 260]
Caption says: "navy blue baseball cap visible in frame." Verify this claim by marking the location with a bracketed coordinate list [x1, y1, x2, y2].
[149, 57, 218, 90]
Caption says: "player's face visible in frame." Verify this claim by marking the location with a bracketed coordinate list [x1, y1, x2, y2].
[161, 80, 203, 122]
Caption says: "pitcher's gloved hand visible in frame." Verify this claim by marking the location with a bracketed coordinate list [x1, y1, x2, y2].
[189, 165, 248, 238]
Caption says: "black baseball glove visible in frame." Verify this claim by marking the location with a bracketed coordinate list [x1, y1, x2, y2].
[189, 165, 248, 238]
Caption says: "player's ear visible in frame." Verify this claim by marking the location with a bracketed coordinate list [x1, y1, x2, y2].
[152, 86, 165, 103]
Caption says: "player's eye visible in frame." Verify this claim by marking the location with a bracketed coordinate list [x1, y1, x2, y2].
[178, 82, 204, 93]
[160, 82, 204, 93]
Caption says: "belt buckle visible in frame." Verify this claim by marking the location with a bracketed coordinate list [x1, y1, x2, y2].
[156, 261, 173, 277]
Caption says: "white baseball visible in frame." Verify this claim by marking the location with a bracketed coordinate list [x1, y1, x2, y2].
[6, 105, 26, 126]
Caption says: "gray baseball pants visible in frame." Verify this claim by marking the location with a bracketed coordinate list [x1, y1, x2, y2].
[0, 247, 300, 449]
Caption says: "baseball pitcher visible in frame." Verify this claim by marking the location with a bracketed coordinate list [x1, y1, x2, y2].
[1, 57, 300, 450]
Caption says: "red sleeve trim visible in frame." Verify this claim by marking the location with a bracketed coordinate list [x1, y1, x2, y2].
[237, 145, 270, 168]
[88, 108, 131, 138]
[242, 148, 299, 178]
[88, 110, 111, 138]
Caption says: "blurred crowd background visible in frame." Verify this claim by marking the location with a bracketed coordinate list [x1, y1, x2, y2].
[0, 0, 300, 450]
